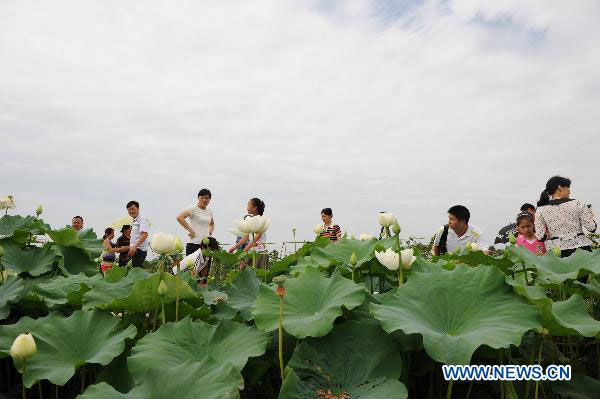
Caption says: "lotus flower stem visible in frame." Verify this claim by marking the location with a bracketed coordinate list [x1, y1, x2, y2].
[396, 234, 403, 286]
[176, 265, 181, 322]
[397, 269, 403, 287]
[22, 358, 27, 399]
[161, 296, 166, 325]
[278, 295, 285, 381]
[39, 381, 43, 399]
[81, 368, 85, 393]
[152, 301, 159, 331]
[252, 251, 256, 269]
[446, 379, 453, 399]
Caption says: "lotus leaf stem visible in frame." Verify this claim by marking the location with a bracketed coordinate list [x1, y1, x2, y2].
[152, 301, 159, 331]
[446, 378, 453, 399]
[398, 269, 403, 287]
[534, 338, 543, 399]
[81, 368, 85, 393]
[161, 296, 166, 325]
[278, 295, 285, 381]
[396, 234, 403, 287]
[39, 381, 43, 399]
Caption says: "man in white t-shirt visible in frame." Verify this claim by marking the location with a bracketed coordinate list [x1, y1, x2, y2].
[176, 189, 215, 256]
[433, 205, 488, 255]
[126, 200, 150, 267]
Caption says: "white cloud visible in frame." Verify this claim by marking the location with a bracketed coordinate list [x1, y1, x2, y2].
[1, 0, 598, 250]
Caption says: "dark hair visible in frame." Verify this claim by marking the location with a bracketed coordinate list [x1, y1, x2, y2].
[250, 198, 265, 216]
[516, 212, 533, 225]
[126, 200, 139, 209]
[520, 203, 535, 212]
[198, 189, 212, 199]
[103, 227, 114, 240]
[321, 208, 333, 216]
[448, 205, 470, 224]
[537, 176, 571, 207]
[120, 225, 131, 233]
[72, 215, 83, 222]
[200, 236, 220, 251]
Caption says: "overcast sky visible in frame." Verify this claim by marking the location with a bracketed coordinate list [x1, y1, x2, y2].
[1, 0, 599, 252]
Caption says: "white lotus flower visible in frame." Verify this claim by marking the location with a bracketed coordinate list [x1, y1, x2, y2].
[234, 219, 252, 235]
[245, 215, 271, 234]
[228, 228, 243, 236]
[10, 333, 36, 360]
[378, 212, 395, 228]
[359, 234, 374, 241]
[150, 232, 176, 255]
[375, 248, 399, 271]
[400, 248, 416, 270]
[466, 242, 479, 252]
[0, 195, 16, 210]
[174, 236, 183, 253]
[314, 224, 324, 235]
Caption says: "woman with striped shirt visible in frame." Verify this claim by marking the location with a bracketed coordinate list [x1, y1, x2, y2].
[319, 208, 342, 242]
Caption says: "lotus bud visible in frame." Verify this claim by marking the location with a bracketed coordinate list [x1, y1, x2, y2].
[466, 242, 478, 252]
[150, 233, 176, 255]
[185, 258, 194, 270]
[375, 248, 400, 271]
[378, 212, 395, 228]
[202, 236, 210, 245]
[157, 280, 168, 296]
[392, 219, 401, 235]
[0, 244, 4, 258]
[174, 236, 183, 253]
[35, 205, 43, 216]
[508, 232, 516, 245]
[553, 247, 561, 257]
[314, 224, 324, 235]
[10, 333, 37, 360]
[349, 252, 357, 266]
[400, 248, 416, 270]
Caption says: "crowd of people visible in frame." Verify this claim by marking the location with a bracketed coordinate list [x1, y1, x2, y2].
[72, 175, 596, 277]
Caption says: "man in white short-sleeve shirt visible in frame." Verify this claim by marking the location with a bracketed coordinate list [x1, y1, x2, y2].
[176, 189, 215, 256]
[127, 200, 150, 267]
[433, 205, 488, 255]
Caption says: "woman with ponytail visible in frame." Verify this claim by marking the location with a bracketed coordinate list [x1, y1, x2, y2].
[535, 176, 597, 257]
[101, 228, 122, 273]
[228, 197, 269, 268]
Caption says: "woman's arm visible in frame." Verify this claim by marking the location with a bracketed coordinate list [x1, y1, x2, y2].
[581, 203, 597, 233]
[243, 232, 262, 253]
[229, 235, 249, 253]
[534, 211, 547, 241]
[176, 209, 195, 238]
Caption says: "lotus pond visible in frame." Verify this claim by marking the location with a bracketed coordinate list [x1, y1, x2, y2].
[1, 213, 600, 398]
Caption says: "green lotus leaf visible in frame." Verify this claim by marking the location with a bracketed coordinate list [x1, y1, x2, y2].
[82, 268, 151, 309]
[0, 215, 50, 243]
[252, 268, 365, 338]
[0, 313, 58, 358]
[0, 241, 57, 276]
[574, 276, 600, 297]
[304, 237, 378, 271]
[88, 272, 198, 313]
[79, 360, 241, 399]
[13, 309, 136, 387]
[510, 247, 600, 284]
[204, 249, 241, 267]
[128, 317, 268, 385]
[371, 264, 541, 365]
[549, 294, 600, 337]
[0, 276, 30, 319]
[279, 320, 406, 399]
[199, 286, 229, 305]
[51, 244, 99, 276]
[227, 268, 261, 320]
[31, 273, 92, 307]
[48, 227, 104, 258]
[550, 373, 600, 399]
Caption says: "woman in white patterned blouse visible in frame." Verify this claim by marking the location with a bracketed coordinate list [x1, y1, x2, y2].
[535, 176, 597, 257]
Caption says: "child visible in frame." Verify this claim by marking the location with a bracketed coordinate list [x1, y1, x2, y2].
[515, 212, 545, 255]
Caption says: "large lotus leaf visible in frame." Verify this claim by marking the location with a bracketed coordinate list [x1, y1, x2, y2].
[96, 272, 199, 313]
[252, 268, 365, 338]
[227, 268, 261, 320]
[0, 276, 30, 319]
[549, 294, 600, 337]
[79, 360, 241, 399]
[198, 286, 229, 305]
[574, 276, 600, 297]
[306, 237, 378, 270]
[0, 215, 50, 242]
[0, 313, 58, 358]
[51, 244, 99, 276]
[510, 247, 600, 284]
[204, 249, 241, 267]
[0, 241, 57, 276]
[15, 309, 136, 387]
[279, 320, 407, 399]
[550, 373, 600, 399]
[82, 268, 151, 309]
[31, 273, 92, 307]
[47, 227, 104, 258]
[128, 317, 268, 384]
[436, 250, 515, 273]
[371, 264, 541, 365]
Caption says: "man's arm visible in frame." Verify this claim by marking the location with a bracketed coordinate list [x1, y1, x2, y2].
[433, 245, 440, 256]
[128, 232, 148, 256]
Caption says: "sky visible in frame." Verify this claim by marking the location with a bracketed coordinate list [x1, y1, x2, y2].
[1, 0, 599, 253]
